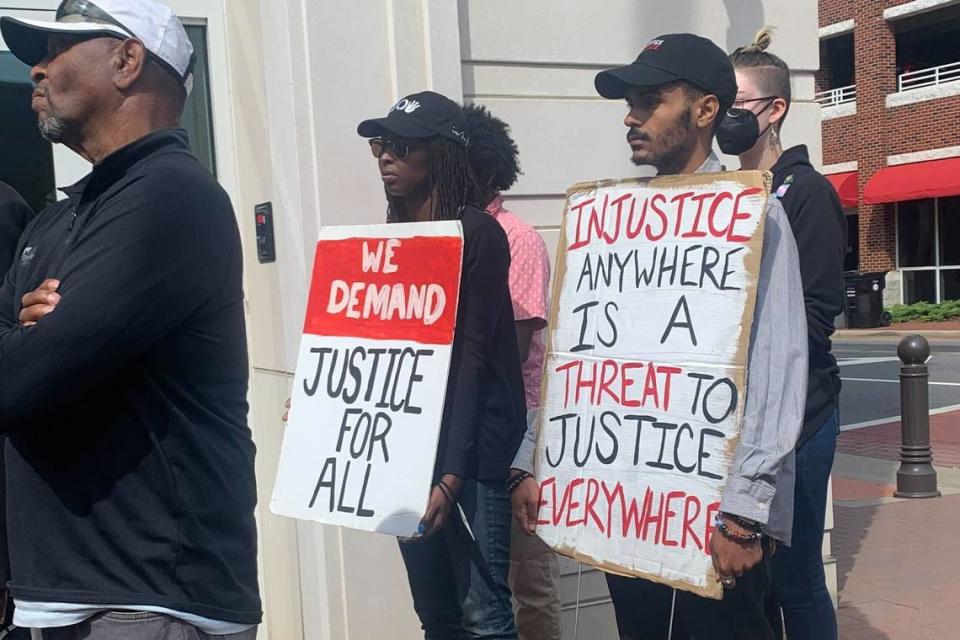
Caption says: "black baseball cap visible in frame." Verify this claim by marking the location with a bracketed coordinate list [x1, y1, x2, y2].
[595, 33, 737, 112]
[357, 91, 470, 148]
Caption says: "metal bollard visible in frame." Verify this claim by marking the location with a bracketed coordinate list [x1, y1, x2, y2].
[894, 335, 940, 498]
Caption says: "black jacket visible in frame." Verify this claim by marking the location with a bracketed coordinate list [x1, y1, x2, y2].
[437, 205, 526, 480]
[0, 181, 33, 588]
[0, 182, 33, 276]
[0, 130, 261, 624]
[771, 146, 847, 446]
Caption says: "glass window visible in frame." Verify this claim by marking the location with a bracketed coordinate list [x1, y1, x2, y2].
[898, 199, 936, 267]
[820, 33, 855, 89]
[942, 269, 960, 301]
[0, 52, 55, 212]
[939, 196, 960, 266]
[181, 25, 216, 175]
[903, 270, 937, 304]
[845, 213, 859, 272]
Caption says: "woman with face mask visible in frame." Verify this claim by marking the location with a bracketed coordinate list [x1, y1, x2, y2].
[721, 28, 846, 640]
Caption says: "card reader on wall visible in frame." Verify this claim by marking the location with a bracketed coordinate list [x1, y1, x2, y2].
[255, 202, 276, 263]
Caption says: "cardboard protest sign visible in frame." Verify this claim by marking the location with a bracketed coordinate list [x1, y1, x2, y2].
[533, 170, 771, 599]
[271, 222, 463, 537]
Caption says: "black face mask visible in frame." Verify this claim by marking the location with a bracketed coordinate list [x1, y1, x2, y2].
[716, 99, 776, 155]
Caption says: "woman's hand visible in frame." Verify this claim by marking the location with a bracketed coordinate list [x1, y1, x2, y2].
[417, 474, 463, 540]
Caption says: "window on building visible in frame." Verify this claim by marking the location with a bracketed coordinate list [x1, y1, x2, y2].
[897, 196, 960, 303]
[0, 52, 56, 212]
[894, 4, 960, 91]
[182, 25, 217, 175]
[845, 212, 859, 272]
[939, 196, 960, 266]
[820, 33, 855, 88]
[816, 33, 855, 106]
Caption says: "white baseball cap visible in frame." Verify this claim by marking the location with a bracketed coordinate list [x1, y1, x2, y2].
[0, 0, 195, 92]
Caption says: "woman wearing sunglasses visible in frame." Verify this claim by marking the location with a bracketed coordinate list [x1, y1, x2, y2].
[718, 28, 846, 640]
[357, 91, 525, 639]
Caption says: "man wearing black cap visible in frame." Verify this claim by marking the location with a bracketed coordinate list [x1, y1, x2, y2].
[593, 34, 808, 639]
[0, 1, 260, 638]
[357, 91, 526, 639]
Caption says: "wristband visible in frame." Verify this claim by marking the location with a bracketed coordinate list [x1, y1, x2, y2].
[714, 514, 763, 546]
[436, 480, 456, 504]
[507, 471, 533, 494]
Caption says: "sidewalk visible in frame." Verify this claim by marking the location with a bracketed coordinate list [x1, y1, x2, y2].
[834, 320, 960, 340]
[832, 409, 960, 639]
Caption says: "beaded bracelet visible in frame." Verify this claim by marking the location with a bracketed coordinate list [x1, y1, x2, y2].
[719, 512, 763, 533]
[714, 514, 763, 546]
[507, 471, 533, 494]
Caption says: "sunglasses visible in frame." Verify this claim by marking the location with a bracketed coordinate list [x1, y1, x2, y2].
[56, 0, 136, 37]
[369, 137, 425, 160]
[54, 0, 196, 84]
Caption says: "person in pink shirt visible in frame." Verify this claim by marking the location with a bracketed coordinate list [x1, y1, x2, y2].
[463, 104, 560, 640]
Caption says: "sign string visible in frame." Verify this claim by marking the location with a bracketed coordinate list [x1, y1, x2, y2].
[668, 587, 677, 639]
[573, 562, 583, 639]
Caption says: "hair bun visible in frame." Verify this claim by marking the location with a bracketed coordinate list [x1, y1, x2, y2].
[741, 26, 774, 53]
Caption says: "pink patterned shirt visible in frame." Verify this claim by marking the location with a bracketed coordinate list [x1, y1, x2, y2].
[486, 195, 550, 409]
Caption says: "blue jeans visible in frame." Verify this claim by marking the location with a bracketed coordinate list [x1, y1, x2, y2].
[768, 410, 839, 640]
[399, 480, 517, 640]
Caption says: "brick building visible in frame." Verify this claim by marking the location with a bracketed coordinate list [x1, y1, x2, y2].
[817, 0, 960, 305]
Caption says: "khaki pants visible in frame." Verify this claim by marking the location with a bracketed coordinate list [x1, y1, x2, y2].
[509, 519, 561, 640]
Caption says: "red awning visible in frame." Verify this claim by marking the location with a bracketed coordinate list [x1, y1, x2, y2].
[863, 157, 960, 204]
[825, 171, 858, 208]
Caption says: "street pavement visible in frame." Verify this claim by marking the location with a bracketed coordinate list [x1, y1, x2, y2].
[832, 336, 960, 640]
[835, 339, 960, 429]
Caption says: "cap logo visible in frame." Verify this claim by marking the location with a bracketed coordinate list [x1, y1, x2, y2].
[644, 39, 664, 51]
[391, 99, 421, 115]
[451, 126, 470, 145]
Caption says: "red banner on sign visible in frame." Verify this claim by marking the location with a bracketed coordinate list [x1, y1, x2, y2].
[304, 235, 462, 344]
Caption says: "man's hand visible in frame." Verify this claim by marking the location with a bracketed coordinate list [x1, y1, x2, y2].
[281, 397, 290, 424]
[710, 516, 763, 589]
[510, 469, 540, 535]
[417, 474, 463, 540]
[19, 279, 61, 326]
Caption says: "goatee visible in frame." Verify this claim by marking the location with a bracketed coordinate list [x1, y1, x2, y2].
[38, 117, 68, 143]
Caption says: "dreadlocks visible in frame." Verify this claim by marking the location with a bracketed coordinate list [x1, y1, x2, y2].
[462, 104, 521, 193]
[387, 136, 482, 222]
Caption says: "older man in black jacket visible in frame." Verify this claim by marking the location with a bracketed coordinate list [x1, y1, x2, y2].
[0, 2, 261, 638]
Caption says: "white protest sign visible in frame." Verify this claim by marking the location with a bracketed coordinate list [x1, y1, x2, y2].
[271, 222, 464, 537]
[533, 171, 770, 598]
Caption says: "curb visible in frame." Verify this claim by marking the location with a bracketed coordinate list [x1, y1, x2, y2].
[835, 329, 960, 340]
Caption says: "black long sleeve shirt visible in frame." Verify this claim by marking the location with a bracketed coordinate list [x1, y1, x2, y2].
[772, 146, 847, 446]
[0, 182, 34, 276]
[0, 181, 33, 586]
[436, 205, 526, 480]
[0, 130, 261, 624]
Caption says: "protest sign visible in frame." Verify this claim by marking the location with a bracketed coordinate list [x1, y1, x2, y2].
[533, 170, 771, 598]
[272, 222, 463, 537]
